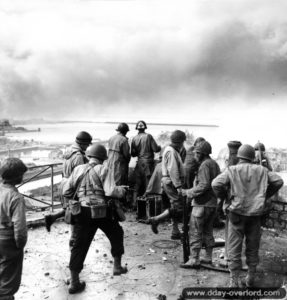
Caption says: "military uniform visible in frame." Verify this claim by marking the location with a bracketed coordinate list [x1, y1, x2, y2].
[212, 155, 283, 286]
[183, 146, 199, 189]
[186, 157, 220, 252]
[0, 183, 27, 299]
[107, 133, 130, 186]
[131, 132, 161, 196]
[63, 160, 125, 275]
[162, 145, 184, 216]
[60, 143, 88, 207]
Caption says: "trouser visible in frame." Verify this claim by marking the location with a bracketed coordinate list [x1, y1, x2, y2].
[189, 207, 216, 251]
[0, 229, 24, 297]
[162, 178, 183, 221]
[69, 207, 124, 273]
[224, 214, 229, 259]
[134, 160, 155, 197]
[227, 212, 261, 271]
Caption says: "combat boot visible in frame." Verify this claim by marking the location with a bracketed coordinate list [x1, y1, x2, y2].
[68, 270, 86, 294]
[44, 214, 53, 232]
[229, 270, 240, 288]
[245, 266, 256, 287]
[147, 217, 159, 234]
[171, 221, 182, 240]
[180, 249, 200, 269]
[200, 247, 213, 264]
[113, 256, 128, 276]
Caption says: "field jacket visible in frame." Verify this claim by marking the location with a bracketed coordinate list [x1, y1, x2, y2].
[212, 162, 284, 216]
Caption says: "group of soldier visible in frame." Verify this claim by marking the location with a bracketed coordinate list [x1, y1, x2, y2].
[0, 121, 284, 299]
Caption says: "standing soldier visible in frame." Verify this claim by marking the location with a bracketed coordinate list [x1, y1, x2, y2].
[148, 130, 186, 240]
[254, 142, 273, 171]
[220, 140, 242, 268]
[184, 137, 205, 189]
[63, 143, 128, 294]
[181, 141, 220, 269]
[212, 144, 283, 287]
[0, 158, 28, 300]
[107, 123, 130, 186]
[131, 120, 161, 198]
[45, 131, 92, 232]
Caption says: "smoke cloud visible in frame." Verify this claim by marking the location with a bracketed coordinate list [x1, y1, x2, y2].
[1, 0, 287, 120]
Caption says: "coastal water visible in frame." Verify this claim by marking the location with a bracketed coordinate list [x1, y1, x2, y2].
[5, 120, 287, 159]
[6, 122, 223, 155]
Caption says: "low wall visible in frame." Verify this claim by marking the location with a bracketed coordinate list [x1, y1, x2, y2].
[264, 185, 287, 231]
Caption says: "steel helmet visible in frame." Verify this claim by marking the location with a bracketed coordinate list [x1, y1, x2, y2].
[170, 130, 186, 144]
[195, 141, 212, 155]
[75, 131, 92, 145]
[194, 137, 205, 147]
[0, 158, 27, 181]
[254, 142, 265, 152]
[86, 143, 108, 161]
[116, 123, 130, 134]
[237, 144, 255, 161]
[136, 120, 147, 130]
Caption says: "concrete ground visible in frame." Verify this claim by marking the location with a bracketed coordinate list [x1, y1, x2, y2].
[16, 212, 287, 300]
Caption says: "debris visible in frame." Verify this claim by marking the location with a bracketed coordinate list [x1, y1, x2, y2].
[44, 272, 50, 276]
[149, 248, 155, 253]
[157, 294, 167, 300]
[96, 249, 99, 253]
[152, 283, 156, 286]
[109, 260, 113, 264]
[103, 253, 107, 257]
[137, 264, 146, 270]
[134, 233, 138, 235]
[162, 257, 167, 261]
[163, 251, 168, 254]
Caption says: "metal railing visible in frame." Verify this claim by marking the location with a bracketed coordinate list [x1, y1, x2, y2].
[17, 162, 63, 212]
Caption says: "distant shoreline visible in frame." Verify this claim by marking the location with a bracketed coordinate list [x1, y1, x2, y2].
[40, 120, 219, 128]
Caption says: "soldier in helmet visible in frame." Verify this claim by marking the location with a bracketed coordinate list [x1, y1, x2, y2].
[45, 131, 92, 232]
[148, 130, 186, 239]
[184, 137, 205, 189]
[62, 143, 128, 294]
[212, 144, 283, 287]
[180, 141, 220, 269]
[107, 123, 131, 186]
[131, 120, 161, 199]
[254, 142, 273, 171]
[0, 158, 28, 299]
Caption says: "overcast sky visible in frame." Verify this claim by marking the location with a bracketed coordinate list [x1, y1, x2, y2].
[0, 0, 287, 132]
